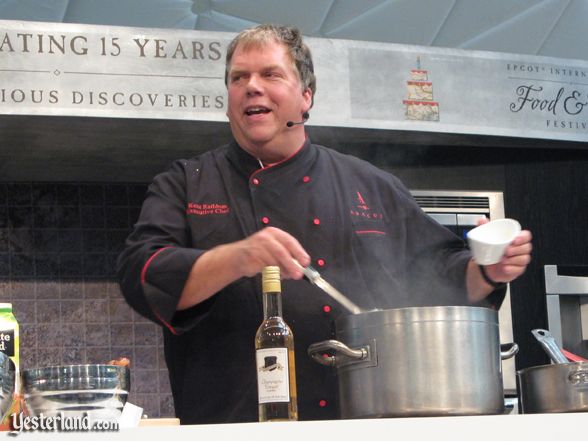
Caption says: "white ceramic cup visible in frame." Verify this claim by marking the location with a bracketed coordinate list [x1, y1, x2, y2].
[467, 218, 521, 265]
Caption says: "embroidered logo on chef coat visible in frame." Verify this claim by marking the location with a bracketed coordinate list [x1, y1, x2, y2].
[186, 202, 230, 216]
[356, 192, 369, 211]
[350, 192, 383, 220]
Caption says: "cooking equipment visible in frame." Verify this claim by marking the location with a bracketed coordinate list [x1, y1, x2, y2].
[561, 348, 588, 362]
[517, 328, 588, 413]
[531, 329, 569, 364]
[22, 364, 130, 422]
[544, 265, 588, 361]
[294, 261, 366, 314]
[517, 362, 588, 413]
[410, 190, 516, 395]
[533, 328, 588, 362]
[308, 306, 517, 418]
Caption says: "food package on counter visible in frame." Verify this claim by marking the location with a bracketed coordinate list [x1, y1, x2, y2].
[0, 304, 19, 379]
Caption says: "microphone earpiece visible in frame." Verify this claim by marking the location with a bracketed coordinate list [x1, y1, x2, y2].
[286, 112, 310, 128]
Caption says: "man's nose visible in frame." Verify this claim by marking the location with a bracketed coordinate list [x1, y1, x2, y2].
[246, 74, 263, 95]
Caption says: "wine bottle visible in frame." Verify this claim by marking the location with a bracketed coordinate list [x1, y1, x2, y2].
[255, 266, 298, 422]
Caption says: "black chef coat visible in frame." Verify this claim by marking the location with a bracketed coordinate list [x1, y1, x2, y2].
[117, 138, 493, 424]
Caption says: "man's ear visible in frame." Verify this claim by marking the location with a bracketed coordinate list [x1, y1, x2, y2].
[303, 87, 313, 111]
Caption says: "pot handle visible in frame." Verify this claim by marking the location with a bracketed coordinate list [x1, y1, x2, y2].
[307, 339, 368, 367]
[501, 343, 519, 360]
[568, 370, 588, 386]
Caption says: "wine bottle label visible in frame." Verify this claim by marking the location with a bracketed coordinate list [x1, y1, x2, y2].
[256, 348, 290, 404]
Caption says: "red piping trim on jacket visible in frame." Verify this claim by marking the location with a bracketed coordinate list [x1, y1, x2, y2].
[249, 136, 308, 179]
[355, 230, 386, 235]
[140, 246, 179, 335]
[141, 246, 173, 284]
[152, 308, 179, 336]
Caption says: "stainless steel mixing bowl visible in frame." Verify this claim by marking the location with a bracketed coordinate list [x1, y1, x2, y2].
[22, 364, 130, 422]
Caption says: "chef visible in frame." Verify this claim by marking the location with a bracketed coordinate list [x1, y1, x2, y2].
[117, 24, 533, 424]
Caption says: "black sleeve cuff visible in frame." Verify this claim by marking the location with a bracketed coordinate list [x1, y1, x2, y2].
[142, 247, 209, 333]
[476, 283, 508, 310]
[479, 264, 507, 289]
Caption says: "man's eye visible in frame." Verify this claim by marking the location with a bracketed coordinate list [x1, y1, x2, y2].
[231, 74, 244, 82]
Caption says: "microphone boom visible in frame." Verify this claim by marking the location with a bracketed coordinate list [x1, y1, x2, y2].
[286, 112, 310, 128]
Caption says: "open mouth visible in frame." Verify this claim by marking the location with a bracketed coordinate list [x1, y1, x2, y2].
[245, 106, 271, 116]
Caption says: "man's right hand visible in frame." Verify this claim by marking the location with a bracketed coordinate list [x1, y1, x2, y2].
[177, 227, 310, 310]
[230, 227, 310, 280]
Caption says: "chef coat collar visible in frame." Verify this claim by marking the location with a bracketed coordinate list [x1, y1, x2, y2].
[226, 137, 317, 180]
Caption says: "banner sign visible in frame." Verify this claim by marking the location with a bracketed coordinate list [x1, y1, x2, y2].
[0, 20, 228, 120]
[1, 20, 587, 143]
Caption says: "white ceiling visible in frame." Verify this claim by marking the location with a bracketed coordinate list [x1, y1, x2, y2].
[0, 0, 586, 62]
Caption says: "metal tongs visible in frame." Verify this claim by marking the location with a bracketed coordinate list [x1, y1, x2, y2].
[293, 260, 366, 315]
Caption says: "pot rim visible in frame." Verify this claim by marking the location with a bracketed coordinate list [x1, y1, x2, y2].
[516, 361, 588, 375]
[336, 305, 498, 328]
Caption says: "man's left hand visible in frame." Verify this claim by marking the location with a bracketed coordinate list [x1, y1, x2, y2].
[479, 221, 533, 284]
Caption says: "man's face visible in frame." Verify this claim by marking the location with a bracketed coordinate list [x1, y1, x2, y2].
[226, 41, 312, 162]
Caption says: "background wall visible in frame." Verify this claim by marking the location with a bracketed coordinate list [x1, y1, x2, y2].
[0, 182, 173, 418]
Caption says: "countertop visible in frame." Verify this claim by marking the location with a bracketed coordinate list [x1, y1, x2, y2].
[1, 413, 586, 441]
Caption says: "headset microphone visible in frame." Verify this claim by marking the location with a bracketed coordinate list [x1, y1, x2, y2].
[286, 112, 310, 128]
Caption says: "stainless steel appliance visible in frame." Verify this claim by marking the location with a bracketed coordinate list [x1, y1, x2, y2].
[545, 265, 588, 358]
[410, 190, 516, 395]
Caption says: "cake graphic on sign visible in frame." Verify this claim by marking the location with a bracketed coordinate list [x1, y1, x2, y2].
[403, 57, 440, 121]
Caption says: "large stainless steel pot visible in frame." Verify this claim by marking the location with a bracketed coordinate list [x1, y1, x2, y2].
[308, 306, 517, 418]
[517, 362, 588, 413]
